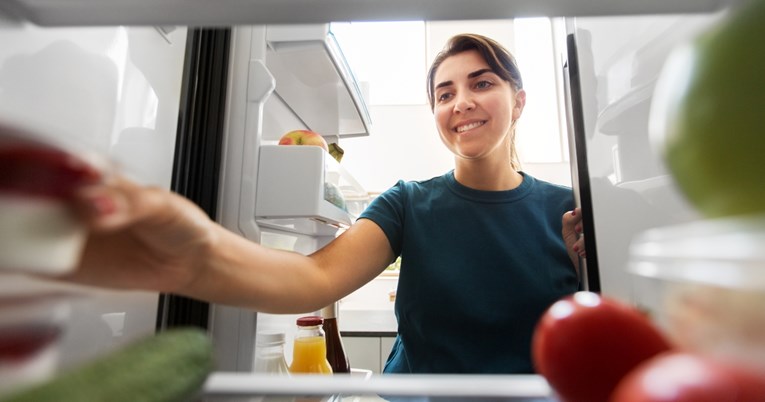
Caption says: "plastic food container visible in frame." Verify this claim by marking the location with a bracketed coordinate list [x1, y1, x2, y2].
[628, 214, 765, 371]
[0, 121, 107, 275]
[0, 294, 71, 397]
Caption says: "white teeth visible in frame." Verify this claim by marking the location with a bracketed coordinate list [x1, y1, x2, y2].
[456, 121, 485, 133]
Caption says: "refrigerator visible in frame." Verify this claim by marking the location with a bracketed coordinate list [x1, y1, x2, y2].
[0, 0, 746, 400]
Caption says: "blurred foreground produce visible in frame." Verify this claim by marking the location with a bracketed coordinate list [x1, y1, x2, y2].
[652, 0, 765, 218]
[610, 352, 765, 402]
[532, 292, 672, 402]
[1, 328, 214, 402]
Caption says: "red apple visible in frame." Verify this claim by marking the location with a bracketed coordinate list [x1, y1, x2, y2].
[278, 129, 328, 151]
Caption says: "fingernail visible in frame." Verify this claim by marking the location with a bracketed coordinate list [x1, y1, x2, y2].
[571, 209, 576, 216]
[573, 245, 579, 252]
[89, 195, 116, 216]
[575, 225, 582, 233]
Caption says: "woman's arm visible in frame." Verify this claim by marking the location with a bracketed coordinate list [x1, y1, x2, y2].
[64, 176, 394, 314]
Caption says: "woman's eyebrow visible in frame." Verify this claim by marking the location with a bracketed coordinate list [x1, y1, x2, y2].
[435, 80, 453, 90]
[467, 68, 493, 79]
[435, 68, 494, 90]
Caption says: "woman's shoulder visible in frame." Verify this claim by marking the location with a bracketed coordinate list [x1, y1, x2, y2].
[522, 173, 575, 211]
[386, 172, 450, 193]
[524, 172, 572, 195]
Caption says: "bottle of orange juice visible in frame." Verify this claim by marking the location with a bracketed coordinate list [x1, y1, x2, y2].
[289, 316, 333, 374]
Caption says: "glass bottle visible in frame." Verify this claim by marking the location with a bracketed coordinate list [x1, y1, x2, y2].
[253, 331, 290, 375]
[321, 302, 351, 374]
[289, 316, 333, 374]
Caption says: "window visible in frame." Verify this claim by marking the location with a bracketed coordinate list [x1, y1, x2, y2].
[513, 17, 567, 164]
[330, 21, 426, 105]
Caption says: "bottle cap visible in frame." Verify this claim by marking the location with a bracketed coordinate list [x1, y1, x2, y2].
[296, 316, 323, 327]
[256, 331, 285, 346]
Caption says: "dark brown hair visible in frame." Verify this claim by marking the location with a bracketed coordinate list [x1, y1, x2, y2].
[427, 33, 523, 111]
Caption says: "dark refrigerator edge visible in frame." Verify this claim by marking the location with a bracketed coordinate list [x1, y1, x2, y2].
[565, 32, 601, 292]
[156, 27, 232, 332]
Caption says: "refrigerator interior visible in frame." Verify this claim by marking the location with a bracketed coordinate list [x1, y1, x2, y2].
[0, 0, 747, 399]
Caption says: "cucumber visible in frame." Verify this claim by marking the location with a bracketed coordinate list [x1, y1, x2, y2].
[2, 327, 214, 402]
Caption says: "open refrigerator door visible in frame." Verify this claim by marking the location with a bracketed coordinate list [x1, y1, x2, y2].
[211, 24, 372, 372]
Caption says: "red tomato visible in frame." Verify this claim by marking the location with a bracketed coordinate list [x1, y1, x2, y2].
[611, 352, 765, 402]
[532, 291, 672, 402]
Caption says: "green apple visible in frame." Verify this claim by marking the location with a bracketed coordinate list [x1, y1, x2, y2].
[278, 129, 328, 151]
[652, 0, 765, 218]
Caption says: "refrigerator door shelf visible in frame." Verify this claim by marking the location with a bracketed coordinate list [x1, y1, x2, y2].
[255, 145, 368, 237]
[264, 24, 371, 140]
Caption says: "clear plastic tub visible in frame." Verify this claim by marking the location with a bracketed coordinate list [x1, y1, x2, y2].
[0, 294, 71, 397]
[0, 120, 108, 275]
[629, 214, 765, 371]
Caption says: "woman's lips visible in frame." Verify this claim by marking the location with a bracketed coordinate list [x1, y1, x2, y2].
[454, 120, 486, 133]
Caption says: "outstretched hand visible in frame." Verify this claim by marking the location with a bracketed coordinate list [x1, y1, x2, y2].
[562, 207, 585, 275]
[60, 176, 219, 294]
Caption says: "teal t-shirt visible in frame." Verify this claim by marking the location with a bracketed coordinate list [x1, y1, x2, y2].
[359, 171, 579, 374]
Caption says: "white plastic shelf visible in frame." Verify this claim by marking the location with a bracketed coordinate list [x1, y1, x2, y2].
[255, 145, 369, 236]
[265, 24, 372, 140]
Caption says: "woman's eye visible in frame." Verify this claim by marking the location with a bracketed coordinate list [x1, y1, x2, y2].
[475, 80, 493, 90]
[437, 93, 453, 102]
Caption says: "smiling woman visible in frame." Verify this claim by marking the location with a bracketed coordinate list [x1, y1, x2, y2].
[332, 19, 571, 195]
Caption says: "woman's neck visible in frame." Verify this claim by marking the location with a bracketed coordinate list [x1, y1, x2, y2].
[453, 158, 523, 191]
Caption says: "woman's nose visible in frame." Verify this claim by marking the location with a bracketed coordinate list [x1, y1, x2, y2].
[454, 93, 475, 113]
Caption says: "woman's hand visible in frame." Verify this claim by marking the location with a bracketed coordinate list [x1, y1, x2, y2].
[61, 176, 219, 294]
[562, 207, 585, 274]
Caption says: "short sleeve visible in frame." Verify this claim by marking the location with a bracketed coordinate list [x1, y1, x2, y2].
[358, 180, 407, 257]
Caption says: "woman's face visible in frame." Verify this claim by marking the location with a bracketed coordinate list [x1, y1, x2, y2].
[432, 50, 525, 164]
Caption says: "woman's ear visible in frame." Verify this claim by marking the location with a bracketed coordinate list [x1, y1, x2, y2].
[512, 89, 527, 120]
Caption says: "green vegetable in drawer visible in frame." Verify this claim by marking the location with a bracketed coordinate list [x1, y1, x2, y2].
[2, 327, 214, 402]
